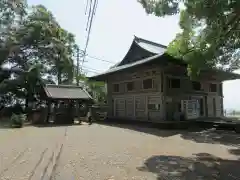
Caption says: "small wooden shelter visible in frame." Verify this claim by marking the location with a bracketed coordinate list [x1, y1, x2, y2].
[40, 84, 93, 124]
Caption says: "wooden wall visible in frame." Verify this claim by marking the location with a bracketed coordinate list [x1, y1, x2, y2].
[106, 63, 224, 121]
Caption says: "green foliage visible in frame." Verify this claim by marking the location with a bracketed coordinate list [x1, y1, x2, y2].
[10, 113, 26, 128]
[139, 0, 240, 76]
[0, 1, 78, 109]
[9, 4, 76, 83]
[138, 0, 179, 16]
[0, 0, 27, 65]
[75, 74, 106, 103]
[89, 81, 107, 103]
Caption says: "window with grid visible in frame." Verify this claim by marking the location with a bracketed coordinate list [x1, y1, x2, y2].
[209, 83, 217, 92]
[126, 82, 134, 91]
[113, 84, 119, 92]
[143, 79, 153, 89]
[148, 104, 160, 110]
[168, 78, 180, 88]
[192, 81, 201, 91]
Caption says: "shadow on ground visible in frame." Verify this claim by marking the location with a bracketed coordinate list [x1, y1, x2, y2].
[96, 120, 183, 137]
[96, 120, 240, 147]
[33, 122, 81, 128]
[33, 120, 93, 128]
[228, 149, 240, 156]
[137, 153, 240, 180]
[181, 128, 240, 147]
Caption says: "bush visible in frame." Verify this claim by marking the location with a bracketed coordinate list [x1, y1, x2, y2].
[10, 113, 26, 128]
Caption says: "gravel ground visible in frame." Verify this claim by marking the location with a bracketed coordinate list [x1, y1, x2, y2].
[0, 123, 240, 180]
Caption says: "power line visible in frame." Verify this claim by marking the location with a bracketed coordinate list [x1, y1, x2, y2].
[81, 63, 109, 75]
[93, 0, 98, 15]
[82, 65, 102, 72]
[86, 54, 116, 64]
[83, 0, 98, 53]
[85, 0, 90, 15]
[81, 0, 99, 72]
[82, 0, 116, 76]
[81, 68, 99, 74]
[86, 0, 93, 30]
[73, 48, 116, 64]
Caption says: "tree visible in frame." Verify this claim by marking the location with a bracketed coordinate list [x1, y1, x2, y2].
[87, 80, 106, 103]
[12, 5, 76, 84]
[138, 0, 240, 76]
[75, 74, 106, 103]
[0, 0, 27, 66]
[0, 1, 78, 111]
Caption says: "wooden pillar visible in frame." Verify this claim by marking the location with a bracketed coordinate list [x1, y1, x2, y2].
[133, 95, 136, 118]
[204, 96, 208, 117]
[113, 99, 116, 117]
[161, 72, 167, 120]
[220, 97, 224, 116]
[145, 95, 148, 121]
[46, 100, 51, 123]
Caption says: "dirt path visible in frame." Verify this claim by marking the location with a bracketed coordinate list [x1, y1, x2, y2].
[52, 124, 240, 180]
[0, 126, 66, 180]
[1, 124, 240, 180]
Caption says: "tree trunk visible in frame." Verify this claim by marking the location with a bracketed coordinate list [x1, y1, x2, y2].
[25, 87, 30, 113]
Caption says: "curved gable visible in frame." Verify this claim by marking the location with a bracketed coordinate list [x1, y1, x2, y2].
[116, 36, 167, 67]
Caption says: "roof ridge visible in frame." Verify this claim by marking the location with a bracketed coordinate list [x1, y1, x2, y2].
[44, 84, 93, 100]
[89, 54, 163, 79]
[134, 35, 167, 48]
[46, 84, 82, 88]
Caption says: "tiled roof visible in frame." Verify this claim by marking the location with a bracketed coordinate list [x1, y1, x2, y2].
[89, 36, 168, 79]
[134, 36, 167, 54]
[88, 36, 240, 81]
[89, 54, 164, 79]
[110, 36, 167, 69]
[44, 84, 92, 100]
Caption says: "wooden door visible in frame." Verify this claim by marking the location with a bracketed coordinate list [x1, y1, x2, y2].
[126, 97, 134, 118]
[135, 96, 146, 119]
[114, 98, 126, 117]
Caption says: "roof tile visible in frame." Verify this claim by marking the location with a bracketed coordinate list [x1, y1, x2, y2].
[44, 84, 92, 100]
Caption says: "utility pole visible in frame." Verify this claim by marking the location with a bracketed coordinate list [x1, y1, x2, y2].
[80, 51, 86, 74]
[76, 47, 80, 86]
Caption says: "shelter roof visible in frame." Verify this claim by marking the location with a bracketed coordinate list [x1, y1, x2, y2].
[43, 84, 92, 100]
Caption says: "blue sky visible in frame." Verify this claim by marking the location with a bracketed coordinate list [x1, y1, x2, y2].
[28, 0, 240, 110]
